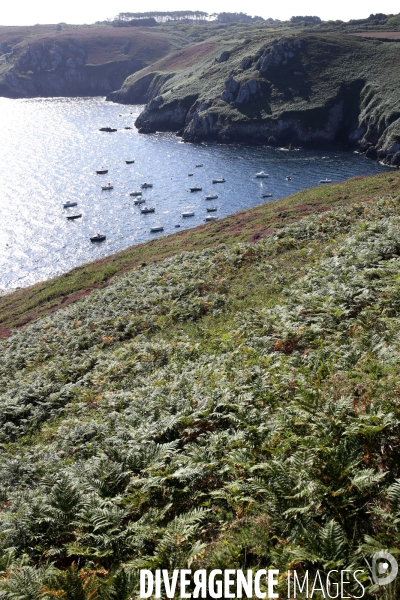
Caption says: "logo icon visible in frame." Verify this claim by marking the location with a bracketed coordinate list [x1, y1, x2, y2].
[372, 552, 398, 586]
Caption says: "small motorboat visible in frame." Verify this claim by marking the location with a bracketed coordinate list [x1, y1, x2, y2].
[319, 178, 332, 183]
[182, 211, 195, 217]
[141, 182, 153, 189]
[205, 215, 218, 222]
[134, 198, 146, 205]
[150, 226, 164, 232]
[255, 171, 269, 178]
[141, 206, 155, 214]
[286, 176, 292, 181]
[190, 186, 202, 192]
[129, 190, 142, 196]
[262, 193, 273, 198]
[90, 233, 106, 242]
[99, 127, 117, 132]
[175, 224, 181, 227]
[102, 183, 113, 191]
[96, 168, 108, 175]
[212, 178, 225, 183]
[63, 202, 78, 208]
[196, 164, 203, 167]
[188, 173, 194, 176]
[206, 207, 217, 212]
[125, 160, 135, 164]
[205, 194, 218, 200]
[66, 214, 82, 220]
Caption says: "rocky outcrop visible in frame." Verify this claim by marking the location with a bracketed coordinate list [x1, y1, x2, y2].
[255, 38, 303, 74]
[107, 71, 174, 105]
[134, 94, 199, 132]
[0, 39, 144, 98]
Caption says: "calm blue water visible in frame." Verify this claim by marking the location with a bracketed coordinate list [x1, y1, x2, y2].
[0, 96, 387, 290]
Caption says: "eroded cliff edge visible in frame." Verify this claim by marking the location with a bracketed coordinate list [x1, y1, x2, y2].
[109, 33, 400, 166]
[0, 25, 178, 98]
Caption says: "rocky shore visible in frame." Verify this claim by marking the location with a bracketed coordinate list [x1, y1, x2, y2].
[110, 34, 400, 167]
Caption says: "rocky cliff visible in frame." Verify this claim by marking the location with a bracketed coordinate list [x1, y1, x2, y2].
[114, 33, 400, 166]
[0, 25, 178, 98]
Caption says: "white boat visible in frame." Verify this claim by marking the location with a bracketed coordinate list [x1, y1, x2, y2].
[141, 182, 153, 189]
[205, 194, 218, 200]
[129, 190, 142, 196]
[141, 206, 155, 214]
[207, 207, 217, 212]
[205, 215, 218, 222]
[182, 211, 195, 217]
[255, 171, 269, 178]
[134, 198, 146, 205]
[189, 186, 202, 192]
[319, 178, 332, 183]
[63, 201, 78, 208]
[286, 176, 292, 181]
[212, 178, 225, 183]
[102, 184, 113, 191]
[196, 164, 203, 167]
[150, 226, 164, 232]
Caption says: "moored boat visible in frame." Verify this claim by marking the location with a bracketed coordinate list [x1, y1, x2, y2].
[102, 183, 113, 191]
[96, 169, 108, 175]
[129, 190, 142, 196]
[205, 215, 218, 222]
[125, 160, 135, 164]
[206, 207, 217, 212]
[66, 214, 82, 220]
[150, 226, 164, 232]
[319, 178, 332, 183]
[141, 206, 155, 214]
[196, 164, 203, 167]
[134, 198, 146, 205]
[212, 178, 225, 183]
[141, 182, 153, 189]
[190, 186, 202, 192]
[90, 233, 106, 242]
[262, 193, 273, 198]
[182, 211, 195, 217]
[255, 171, 269, 178]
[205, 194, 218, 200]
[63, 202, 78, 208]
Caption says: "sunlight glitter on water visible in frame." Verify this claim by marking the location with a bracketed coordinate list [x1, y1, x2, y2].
[0, 97, 387, 290]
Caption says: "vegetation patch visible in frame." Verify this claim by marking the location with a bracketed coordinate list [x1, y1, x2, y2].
[1, 173, 400, 597]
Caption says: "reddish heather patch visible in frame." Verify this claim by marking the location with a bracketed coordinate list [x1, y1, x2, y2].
[249, 229, 275, 243]
[0, 327, 11, 339]
[60, 288, 93, 305]
[293, 204, 312, 211]
[275, 206, 290, 212]
[151, 42, 219, 71]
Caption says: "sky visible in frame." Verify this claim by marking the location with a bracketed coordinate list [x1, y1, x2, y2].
[1, 0, 399, 26]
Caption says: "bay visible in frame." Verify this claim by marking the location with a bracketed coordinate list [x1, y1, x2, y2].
[0, 96, 387, 290]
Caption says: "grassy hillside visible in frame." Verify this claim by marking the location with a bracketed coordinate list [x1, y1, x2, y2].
[0, 24, 192, 97]
[1, 172, 400, 598]
[1, 171, 398, 336]
[110, 27, 400, 165]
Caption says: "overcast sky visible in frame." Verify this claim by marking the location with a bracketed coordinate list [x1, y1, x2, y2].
[1, 0, 398, 26]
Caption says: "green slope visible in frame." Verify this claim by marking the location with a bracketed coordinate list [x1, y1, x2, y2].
[1, 173, 400, 598]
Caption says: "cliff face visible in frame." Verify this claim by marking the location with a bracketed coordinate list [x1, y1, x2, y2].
[117, 33, 400, 166]
[0, 25, 178, 98]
